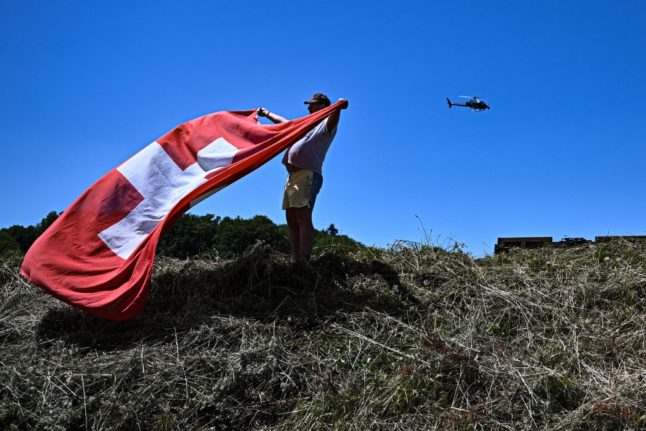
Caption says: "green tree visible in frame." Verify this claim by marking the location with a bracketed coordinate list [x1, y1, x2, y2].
[1, 211, 60, 253]
[213, 215, 290, 258]
[158, 214, 221, 258]
[4, 225, 38, 253]
[326, 223, 339, 237]
[0, 210, 365, 260]
[36, 211, 59, 233]
[313, 225, 365, 255]
[0, 231, 20, 256]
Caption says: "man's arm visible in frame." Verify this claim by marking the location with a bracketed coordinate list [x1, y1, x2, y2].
[325, 98, 347, 132]
[257, 107, 288, 124]
[326, 110, 341, 133]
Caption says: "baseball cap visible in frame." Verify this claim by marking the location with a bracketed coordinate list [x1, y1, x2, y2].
[304, 92, 331, 106]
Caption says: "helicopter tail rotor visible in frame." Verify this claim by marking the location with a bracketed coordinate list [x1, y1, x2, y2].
[446, 98, 452, 108]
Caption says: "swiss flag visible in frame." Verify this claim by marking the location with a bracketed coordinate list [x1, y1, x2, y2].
[20, 100, 348, 320]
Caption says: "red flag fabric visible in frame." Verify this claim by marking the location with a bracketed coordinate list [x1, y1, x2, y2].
[20, 100, 348, 320]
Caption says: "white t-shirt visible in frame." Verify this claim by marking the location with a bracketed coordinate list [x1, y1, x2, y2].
[282, 118, 337, 174]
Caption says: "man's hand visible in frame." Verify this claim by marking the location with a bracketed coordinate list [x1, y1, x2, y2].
[257, 107, 270, 117]
[257, 107, 288, 124]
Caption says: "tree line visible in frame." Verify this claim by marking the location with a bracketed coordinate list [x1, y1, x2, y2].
[0, 212, 364, 258]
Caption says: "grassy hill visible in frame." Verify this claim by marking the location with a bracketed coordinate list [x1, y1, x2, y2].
[1, 240, 645, 430]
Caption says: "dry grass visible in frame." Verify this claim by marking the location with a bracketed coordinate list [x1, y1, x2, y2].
[2, 240, 646, 430]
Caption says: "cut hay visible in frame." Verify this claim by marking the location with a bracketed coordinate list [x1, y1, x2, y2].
[1, 240, 645, 429]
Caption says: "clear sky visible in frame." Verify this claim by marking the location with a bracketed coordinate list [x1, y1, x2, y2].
[1, 1, 645, 255]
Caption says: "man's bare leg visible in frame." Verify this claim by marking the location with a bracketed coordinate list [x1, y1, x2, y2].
[286, 208, 300, 260]
[293, 206, 314, 261]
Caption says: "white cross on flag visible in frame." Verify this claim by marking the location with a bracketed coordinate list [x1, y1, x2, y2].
[20, 100, 347, 320]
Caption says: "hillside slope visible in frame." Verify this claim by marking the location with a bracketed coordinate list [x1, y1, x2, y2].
[1, 241, 645, 430]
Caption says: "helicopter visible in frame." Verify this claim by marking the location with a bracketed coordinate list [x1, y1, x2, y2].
[446, 96, 490, 111]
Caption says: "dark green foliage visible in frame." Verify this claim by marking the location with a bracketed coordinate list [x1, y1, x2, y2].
[0, 211, 59, 253]
[0, 231, 20, 256]
[36, 211, 59, 233]
[0, 211, 363, 259]
[158, 213, 221, 258]
[3, 225, 38, 253]
[313, 225, 365, 255]
[157, 213, 363, 259]
[326, 223, 339, 237]
[213, 215, 291, 258]
[2, 210, 365, 261]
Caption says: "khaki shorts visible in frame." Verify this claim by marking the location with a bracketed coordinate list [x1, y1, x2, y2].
[282, 170, 323, 210]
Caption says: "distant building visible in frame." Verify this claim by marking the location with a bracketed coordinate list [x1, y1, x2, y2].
[494, 235, 646, 255]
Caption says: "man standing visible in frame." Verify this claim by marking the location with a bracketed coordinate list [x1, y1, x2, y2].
[257, 93, 344, 261]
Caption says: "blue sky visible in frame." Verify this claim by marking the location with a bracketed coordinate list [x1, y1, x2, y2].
[1, 1, 645, 255]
